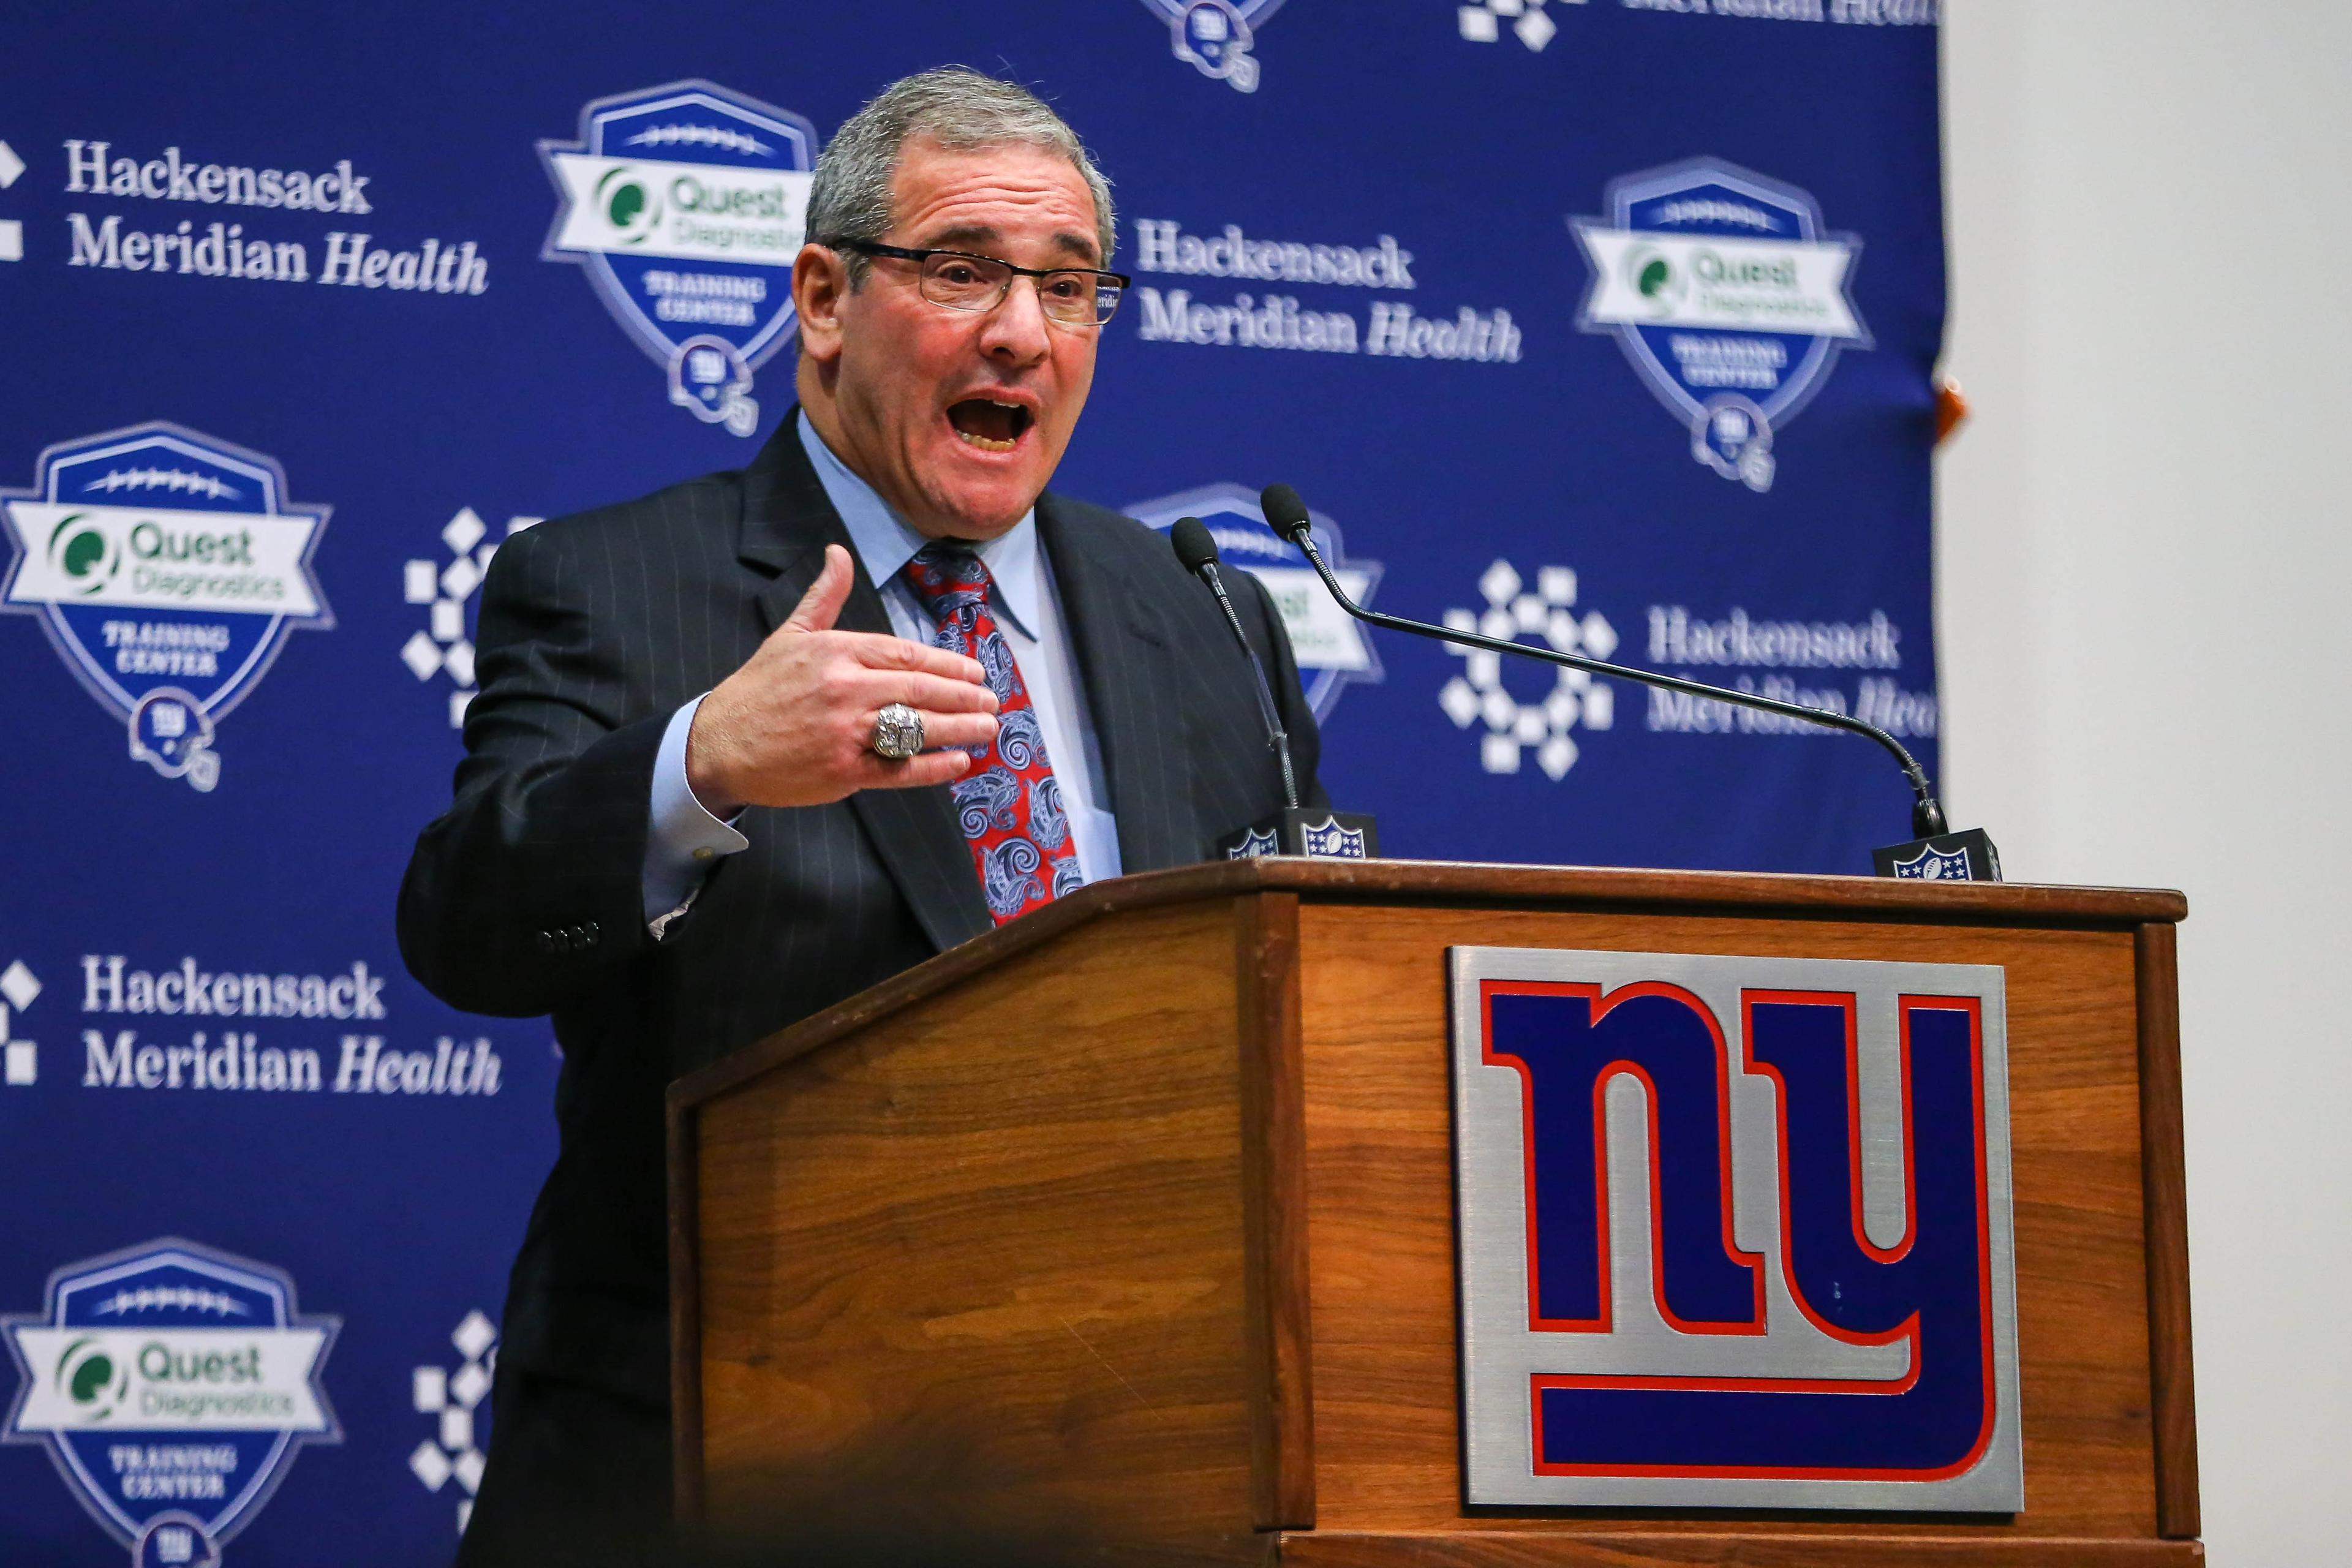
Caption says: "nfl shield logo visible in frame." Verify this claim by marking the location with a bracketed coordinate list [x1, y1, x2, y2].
[1, 423, 333, 792]
[1450, 948, 2022, 1510]
[541, 81, 818, 437]
[1226, 824, 1281, 861]
[1893, 843, 1975, 881]
[1574, 159, 1871, 492]
[1300, 815, 1368, 859]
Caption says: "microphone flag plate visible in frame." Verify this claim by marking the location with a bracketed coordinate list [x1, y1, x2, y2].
[1216, 808, 1381, 862]
[1872, 827, 2002, 882]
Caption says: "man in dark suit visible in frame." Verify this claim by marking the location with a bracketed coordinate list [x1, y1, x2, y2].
[398, 67, 1321, 1559]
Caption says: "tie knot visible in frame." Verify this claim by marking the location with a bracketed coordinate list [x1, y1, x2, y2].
[904, 543, 992, 617]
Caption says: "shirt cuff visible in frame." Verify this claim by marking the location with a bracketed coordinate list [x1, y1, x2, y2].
[643, 692, 749, 930]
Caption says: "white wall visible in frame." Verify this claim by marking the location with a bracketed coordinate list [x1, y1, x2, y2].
[1939, 4, 2352, 1559]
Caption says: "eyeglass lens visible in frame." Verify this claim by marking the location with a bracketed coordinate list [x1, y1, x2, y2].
[918, 253, 1123, 326]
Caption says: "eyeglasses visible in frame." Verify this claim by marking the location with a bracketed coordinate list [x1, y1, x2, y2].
[824, 238, 1129, 328]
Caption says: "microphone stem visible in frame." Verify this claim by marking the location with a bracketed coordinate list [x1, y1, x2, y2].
[1202, 562, 1301, 810]
[1293, 536, 1946, 838]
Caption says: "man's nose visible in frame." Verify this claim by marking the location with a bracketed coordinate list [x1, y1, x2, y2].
[977, 275, 1054, 364]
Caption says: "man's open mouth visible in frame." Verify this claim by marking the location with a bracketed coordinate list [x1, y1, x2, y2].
[946, 398, 1033, 453]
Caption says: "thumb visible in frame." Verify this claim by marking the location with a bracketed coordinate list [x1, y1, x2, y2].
[782, 543, 855, 635]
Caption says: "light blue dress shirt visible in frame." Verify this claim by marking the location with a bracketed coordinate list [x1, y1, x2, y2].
[641, 413, 1123, 929]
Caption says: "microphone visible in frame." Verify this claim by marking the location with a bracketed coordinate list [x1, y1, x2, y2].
[1171, 516, 1298, 810]
[1256, 483, 1999, 881]
[1167, 517, 1379, 862]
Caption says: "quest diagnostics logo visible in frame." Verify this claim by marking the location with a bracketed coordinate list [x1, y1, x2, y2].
[2, 423, 333, 792]
[5, 1239, 339, 1566]
[1574, 159, 1870, 492]
[592, 165, 665, 246]
[542, 80, 818, 437]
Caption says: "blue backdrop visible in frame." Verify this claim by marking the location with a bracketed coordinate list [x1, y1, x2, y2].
[0, 3, 1945, 1561]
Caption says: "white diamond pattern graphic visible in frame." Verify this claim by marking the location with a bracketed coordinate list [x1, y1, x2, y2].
[0, 961, 39, 1012]
[1440, 558, 1613, 778]
[450, 1360, 491, 1411]
[0, 142, 24, 189]
[415, 1310, 499, 1535]
[410, 1439, 452, 1491]
[1459, 0, 1569, 53]
[401, 631, 443, 681]
[1440, 677, 1482, 729]
[1479, 559, 1521, 606]
[439, 555, 481, 603]
[405, 512, 508, 727]
[441, 507, 487, 557]
[453, 1310, 496, 1362]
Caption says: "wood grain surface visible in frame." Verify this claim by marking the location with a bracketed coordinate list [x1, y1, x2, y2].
[687, 899, 1267, 1556]
[1274, 1530, 2204, 1566]
[1239, 892, 1316, 1529]
[669, 861, 2185, 1118]
[672, 864, 2194, 1564]
[1293, 902, 2164, 1547]
[2134, 922, 2199, 1537]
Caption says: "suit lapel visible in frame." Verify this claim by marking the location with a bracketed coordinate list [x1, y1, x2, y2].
[1038, 497, 1198, 873]
[741, 415, 992, 952]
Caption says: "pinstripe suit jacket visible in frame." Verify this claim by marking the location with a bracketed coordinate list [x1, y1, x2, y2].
[397, 414, 1324, 1407]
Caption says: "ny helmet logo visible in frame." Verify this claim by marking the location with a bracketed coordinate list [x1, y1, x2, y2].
[1451, 948, 2021, 1509]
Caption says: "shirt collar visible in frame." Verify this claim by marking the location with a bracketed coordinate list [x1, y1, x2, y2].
[796, 410, 1042, 638]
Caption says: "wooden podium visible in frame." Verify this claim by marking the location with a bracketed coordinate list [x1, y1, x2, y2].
[668, 861, 2198, 1566]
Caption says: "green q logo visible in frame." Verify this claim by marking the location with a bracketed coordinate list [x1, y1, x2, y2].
[55, 1337, 125, 1419]
[48, 514, 119, 595]
[1627, 247, 1683, 314]
[597, 167, 660, 244]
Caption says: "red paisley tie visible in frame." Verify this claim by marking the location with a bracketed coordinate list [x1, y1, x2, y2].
[902, 544, 1081, 924]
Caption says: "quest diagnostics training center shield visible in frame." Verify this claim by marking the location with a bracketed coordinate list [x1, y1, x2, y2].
[1574, 159, 1870, 494]
[1, 422, 333, 793]
[541, 79, 817, 437]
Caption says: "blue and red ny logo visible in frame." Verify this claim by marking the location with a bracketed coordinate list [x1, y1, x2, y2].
[1452, 951, 2021, 1510]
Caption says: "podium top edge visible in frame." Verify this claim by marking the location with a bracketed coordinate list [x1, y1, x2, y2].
[1207, 856, 2187, 922]
[667, 859, 2184, 1115]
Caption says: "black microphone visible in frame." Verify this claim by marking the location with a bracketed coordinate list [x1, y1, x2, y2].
[1170, 516, 1298, 810]
[1168, 517, 1379, 862]
[1257, 483, 1999, 880]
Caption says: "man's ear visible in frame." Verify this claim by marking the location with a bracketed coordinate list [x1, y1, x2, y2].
[793, 243, 850, 364]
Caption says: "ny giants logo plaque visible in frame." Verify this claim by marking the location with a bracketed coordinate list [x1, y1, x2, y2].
[1449, 948, 2022, 1510]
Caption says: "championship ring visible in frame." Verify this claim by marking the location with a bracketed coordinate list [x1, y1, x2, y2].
[869, 702, 924, 760]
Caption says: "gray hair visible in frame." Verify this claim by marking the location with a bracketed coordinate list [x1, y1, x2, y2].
[805, 67, 1116, 282]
